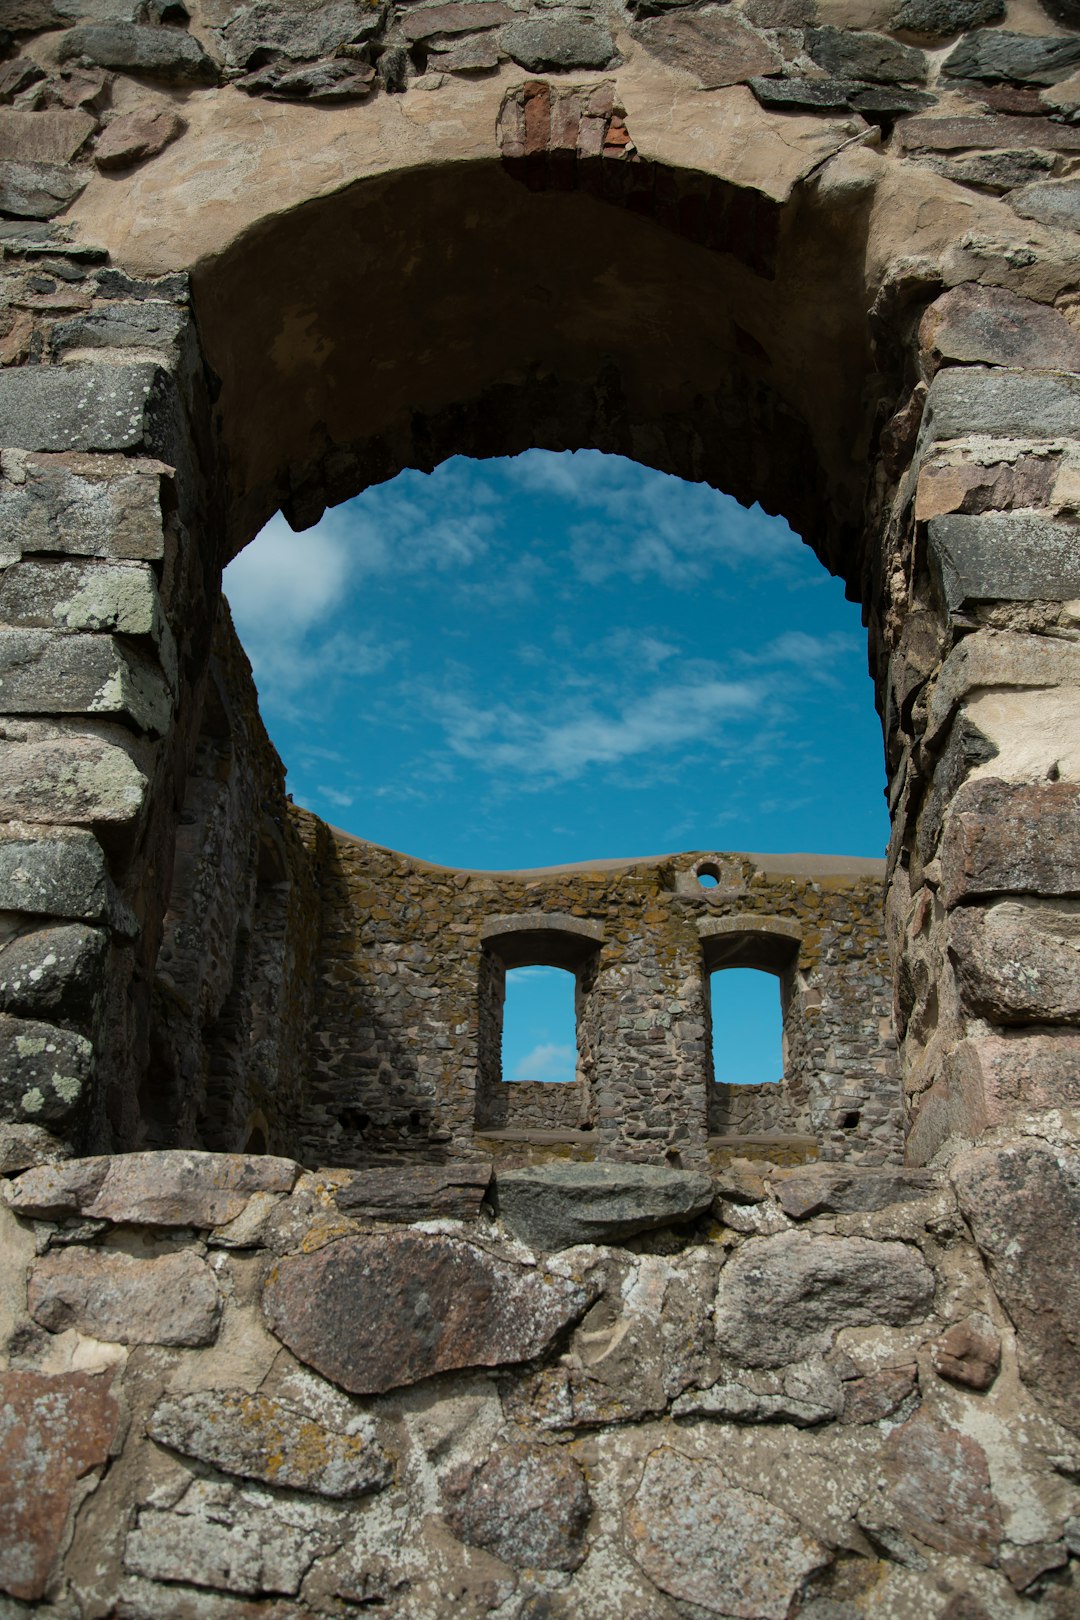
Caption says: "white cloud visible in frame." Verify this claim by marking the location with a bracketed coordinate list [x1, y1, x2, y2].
[510, 1042, 576, 1083]
[224, 511, 351, 640]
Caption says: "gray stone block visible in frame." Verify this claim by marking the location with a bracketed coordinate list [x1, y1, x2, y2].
[1009, 178, 1080, 233]
[919, 366, 1080, 446]
[0, 735, 148, 825]
[493, 1160, 713, 1250]
[0, 629, 172, 734]
[50, 302, 188, 358]
[0, 455, 167, 562]
[220, 0, 384, 71]
[0, 1014, 93, 1127]
[0, 159, 86, 220]
[501, 14, 617, 70]
[927, 512, 1080, 609]
[56, 22, 218, 83]
[941, 778, 1080, 904]
[0, 824, 134, 931]
[0, 364, 174, 455]
[807, 27, 926, 84]
[942, 29, 1080, 86]
[888, 0, 1003, 39]
[0, 560, 162, 637]
[0, 921, 107, 1022]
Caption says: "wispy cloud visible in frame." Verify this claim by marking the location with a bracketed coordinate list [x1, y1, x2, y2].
[510, 1042, 576, 1083]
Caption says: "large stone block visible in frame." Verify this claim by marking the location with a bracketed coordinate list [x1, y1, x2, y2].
[0, 159, 86, 219]
[0, 454, 168, 563]
[28, 1247, 222, 1345]
[148, 1390, 392, 1498]
[0, 736, 148, 825]
[441, 1443, 592, 1572]
[918, 366, 1080, 446]
[0, 558, 166, 645]
[0, 921, 107, 1022]
[908, 1031, 1080, 1163]
[56, 22, 218, 82]
[333, 1161, 491, 1221]
[6, 1147, 300, 1226]
[878, 1411, 1002, 1564]
[50, 302, 188, 358]
[626, 1446, 829, 1618]
[927, 629, 1080, 749]
[941, 778, 1080, 905]
[493, 1161, 712, 1250]
[948, 901, 1080, 1023]
[0, 1015, 92, 1127]
[927, 513, 1080, 610]
[1009, 177, 1080, 232]
[942, 29, 1080, 86]
[952, 1140, 1080, 1432]
[633, 9, 781, 89]
[0, 363, 174, 455]
[919, 284, 1080, 374]
[807, 26, 926, 82]
[220, 0, 384, 70]
[769, 1163, 937, 1218]
[502, 13, 617, 70]
[0, 629, 172, 734]
[0, 823, 131, 929]
[262, 1231, 597, 1394]
[0, 1369, 120, 1602]
[0, 109, 97, 165]
[713, 1231, 935, 1365]
[400, 2, 511, 39]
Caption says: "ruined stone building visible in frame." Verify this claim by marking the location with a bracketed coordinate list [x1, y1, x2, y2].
[1, 0, 1080, 1611]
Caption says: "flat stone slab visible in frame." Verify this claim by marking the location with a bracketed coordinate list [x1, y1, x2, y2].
[769, 1164, 938, 1219]
[6, 1148, 300, 1227]
[0, 363, 172, 455]
[262, 1230, 597, 1394]
[493, 1161, 713, 1251]
[147, 1390, 392, 1498]
[333, 1161, 491, 1221]
[927, 513, 1080, 610]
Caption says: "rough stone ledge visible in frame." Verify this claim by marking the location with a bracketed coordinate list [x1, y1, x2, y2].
[5, 1147, 301, 1227]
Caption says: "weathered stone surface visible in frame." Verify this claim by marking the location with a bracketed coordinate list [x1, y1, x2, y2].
[94, 106, 184, 171]
[948, 902, 1080, 1024]
[236, 55, 375, 101]
[898, 113, 1080, 151]
[501, 14, 616, 71]
[952, 1141, 1080, 1432]
[770, 1163, 937, 1218]
[441, 1443, 591, 1571]
[0, 158, 86, 218]
[7, 1148, 300, 1225]
[626, 1446, 829, 1618]
[841, 1363, 918, 1423]
[807, 26, 926, 82]
[927, 513, 1080, 610]
[941, 780, 1080, 906]
[0, 1120, 70, 1173]
[633, 9, 781, 89]
[927, 630, 1080, 746]
[915, 449, 1055, 520]
[924, 148, 1055, 194]
[879, 1412, 1002, 1564]
[51, 302, 187, 357]
[749, 75, 864, 110]
[0, 922, 106, 1022]
[401, 2, 511, 40]
[888, 0, 1002, 36]
[942, 30, 1080, 87]
[0, 1015, 92, 1127]
[0, 630, 172, 734]
[919, 284, 1080, 374]
[0, 559, 164, 639]
[432, 33, 502, 71]
[220, 0, 383, 70]
[0, 1369, 119, 1601]
[671, 1378, 840, 1426]
[57, 22, 217, 83]
[919, 367, 1080, 446]
[14, 747, 166, 844]
[494, 1161, 712, 1250]
[334, 1162, 491, 1221]
[714, 1232, 935, 1366]
[124, 1480, 336, 1597]
[147, 1390, 392, 1498]
[28, 1246, 221, 1345]
[262, 1231, 596, 1394]
[0, 364, 174, 456]
[0, 823, 127, 928]
[931, 1313, 1001, 1389]
[1009, 177, 1080, 232]
[0, 109, 96, 164]
[0, 454, 168, 562]
[1002, 1540, 1070, 1592]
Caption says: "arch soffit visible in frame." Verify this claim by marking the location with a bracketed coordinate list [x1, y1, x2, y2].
[482, 912, 605, 971]
[698, 914, 802, 976]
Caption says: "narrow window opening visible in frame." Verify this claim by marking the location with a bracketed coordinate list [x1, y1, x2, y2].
[710, 967, 784, 1087]
[502, 965, 578, 1084]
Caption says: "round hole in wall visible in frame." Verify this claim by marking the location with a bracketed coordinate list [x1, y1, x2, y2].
[695, 861, 721, 889]
[839, 1110, 861, 1130]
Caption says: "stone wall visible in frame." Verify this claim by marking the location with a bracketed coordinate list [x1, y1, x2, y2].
[2, 1146, 1078, 1617]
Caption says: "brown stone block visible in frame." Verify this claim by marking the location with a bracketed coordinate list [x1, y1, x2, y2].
[94, 106, 184, 173]
[907, 1031, 1080, 1162]
[333, 1161, 490, 1221]
[840, 1363, 918, 1424]
[897, 113, 1080, 150]
[28, 1247, 221, 1345]
[0, 1369, 119, 1601]
[930, 1311, 1001, 1389]
[952, 1139, 1080, 1432]
[941, 779, 1080, 906]
[879, 1410, 1002, 1564]
[919, 284, 1080, 375]
[7, 1147, 300, 1227]
[0, 109, 96, 165]
[948, 902, 1080, 1024]
[442, 1443, 591, 1571]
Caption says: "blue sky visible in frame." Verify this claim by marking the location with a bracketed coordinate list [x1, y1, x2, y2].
[224, 450, 888, 1086]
